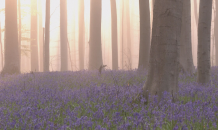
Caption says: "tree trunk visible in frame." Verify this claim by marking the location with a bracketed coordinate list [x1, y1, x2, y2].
[215, 0, 218, 66]
[179, 0, 195, 74]
[60, 0, 68, 71]
[1, 0, 20, 75]
[44, 0, 50, 72]
[142, 0, 183, 103]
[197, 0, 212, 84]
[38, 0, 43, 71]
[110, 0, 118, 70]
[89, 0, 103, 70]
[0, 20, 3, 69]
[18, 0, 21, 72]
[31, 0, 39, 72]
[138, 0, 150, 69]
[79, 0, 85, 70]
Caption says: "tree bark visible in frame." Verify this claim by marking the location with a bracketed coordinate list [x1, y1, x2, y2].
[142, 0, 183, 103]
[31, 0, 39, 72]
[197, 0, 212, 84]
[38, 0, 43, 71]
[110, 0, 118, 70]
[89, 0, 103, 70]
[60, 0, 68, 71]
[1, 0, 20, 75]
[138, 0, 150, 69]
[179, 0, 195, 74]
[18, 0, 21, 72]
[215, 0, 218, 66]
[44, 0, 50, 72]
[79, 0, 85, 70]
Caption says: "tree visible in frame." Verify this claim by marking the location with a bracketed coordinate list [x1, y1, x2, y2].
[1, 0, 20, 75]
[60, 0, 68, 71]
[18, 0, 21, 71]
[44, 0, 50, 72]
[110, 0, 118, 70]
[138, 0, 150, 69]
[79, 0, 85, 70]
[141, 0, 183, 103]
[215, 0, 218, 66]
[179, 0, 195, 74]
[38, 0, 43, 71]
[0, 19, 3, 69]
[89, 0, 103, 70]
[197, 0, 212, 84]
[31, 0, 39, 72]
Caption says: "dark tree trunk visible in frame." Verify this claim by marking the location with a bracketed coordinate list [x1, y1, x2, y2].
[60, 0, 68, 71]
[110, 0, 118, 70]
[89, 0, 103, 70]
[197, 0, 212, 84]
[38, 0, 43, 71]
[1, 0, 20, 75]
[142, 0, 183, 103]
[138, 0, 150, 69]
[44, 0, 50, 72]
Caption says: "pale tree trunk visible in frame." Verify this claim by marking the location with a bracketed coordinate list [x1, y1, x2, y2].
[179, 0, 195, 74]
[215, 0, 218, 66]
[44, 0, 50, 72]
[60, 0, 68, 71]
[110, 0, 118, 70]
[31, 0, 39, 72]
[89, 0, 103, 70]
[38, 0, 43, 71]
[138, 0, 150, 69]
[142, 0, 183, 103]
[1, 0, 20, 75]
[0, 20, 3, 69]
[125, 0, 132, 70]
[197, 0, 212, 84]
[18, 0, 21, 72]
[194, 0, 199, 25]
[79, 0, 85, 70]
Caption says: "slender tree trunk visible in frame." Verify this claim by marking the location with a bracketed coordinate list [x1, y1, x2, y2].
[126, 0, 132, 70]
[197, 0, 212, 84]
[38, 0, 43, 71]
[142, 0, 183, 103]
[215, 0, 218, 66]
[31, 0, 39, 72]
[194, 0, 199, 25]
[60, 0, 68, 71]
[138, 0, 150, 69]
[179, 0, 195, 74]
[110, 0, 118, 70]
[1, 0, 20, 75]
[79, 0, 85, 70]
[44, 0, 50, 72]
[0, 20, 3, 69]
[18, 0, 21, 72]
[89, 0, 103, 70]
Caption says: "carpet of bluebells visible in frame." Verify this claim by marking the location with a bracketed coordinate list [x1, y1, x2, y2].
[0, 67, 218, 130]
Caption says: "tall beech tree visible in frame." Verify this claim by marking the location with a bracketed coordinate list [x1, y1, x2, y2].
[44, 0, 50, 72]
[179, 0, 195, 74]
[60, 0, 68, 71]
[110, 0, 118, 70]
[138, 0, 150, 69]
[79, 0, 85, 70]
[1, 0, 20, 75]
[30, 0, 39, 72]
[197, 0, 212, 84]
[141, 0, 183, 103]
[89, 0, 103, 70]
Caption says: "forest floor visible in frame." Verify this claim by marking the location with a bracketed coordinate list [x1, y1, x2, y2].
[0, 68, 217, 129]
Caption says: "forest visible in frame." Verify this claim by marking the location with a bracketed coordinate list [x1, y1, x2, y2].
[0, 0, 217, 129]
